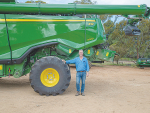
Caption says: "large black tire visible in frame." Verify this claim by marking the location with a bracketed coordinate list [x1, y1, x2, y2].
[88, 61, 92, 69]
[29, 56, 71, 96]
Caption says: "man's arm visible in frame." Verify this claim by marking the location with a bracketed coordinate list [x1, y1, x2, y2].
[86, 59, 90, 77]
[63, 58, 76, 64]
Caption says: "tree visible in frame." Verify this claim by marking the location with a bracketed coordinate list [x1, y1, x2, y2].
[25, 0, 46, 4]
[137, 19, 150, 58]
[108, 20, 131, 61]
[108, 18, 150, 61]
[74, 0, 93, 4]
[104, 20, 114, 35]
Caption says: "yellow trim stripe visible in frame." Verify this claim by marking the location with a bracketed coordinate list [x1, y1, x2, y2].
[0, 19, 95, 22]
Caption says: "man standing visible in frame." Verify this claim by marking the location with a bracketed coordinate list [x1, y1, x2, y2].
[62, 49, 89, 96]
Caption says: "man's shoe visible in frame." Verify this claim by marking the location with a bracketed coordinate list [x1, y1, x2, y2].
[75, 92, 80, 96]
[81, 92, 85, 96]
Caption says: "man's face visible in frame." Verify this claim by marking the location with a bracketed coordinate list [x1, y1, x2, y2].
[79, 51, 83, 57]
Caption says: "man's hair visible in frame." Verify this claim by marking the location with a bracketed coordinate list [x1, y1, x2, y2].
[79, 49, 83, 52]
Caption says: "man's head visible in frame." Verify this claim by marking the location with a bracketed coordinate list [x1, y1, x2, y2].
[79, 49, 83, 57]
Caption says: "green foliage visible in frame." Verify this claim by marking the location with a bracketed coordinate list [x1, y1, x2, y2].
[104, 19, 114, 35]
[137, 19, 150, 58]
[74, 0, 93, 4]
[25, 0, 46, 4]
[108, 19, 150, 61]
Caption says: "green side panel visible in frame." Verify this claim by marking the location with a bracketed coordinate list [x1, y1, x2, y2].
[3, 14, 104, 59]
[85, 18, 106, 48]
[56, 44, 75, 56]
[0, 14, 11, 60]
[0, 0, 15, 2]
[6, 15, 84, 59]
[94, 49, 116, 62]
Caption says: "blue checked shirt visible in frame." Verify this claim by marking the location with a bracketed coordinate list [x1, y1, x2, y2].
[66, 57, 89, 72]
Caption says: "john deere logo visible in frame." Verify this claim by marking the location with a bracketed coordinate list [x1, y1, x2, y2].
[87, 38, 94, 41]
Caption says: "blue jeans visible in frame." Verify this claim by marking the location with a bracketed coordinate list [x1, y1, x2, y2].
[76, 72, 86, 93]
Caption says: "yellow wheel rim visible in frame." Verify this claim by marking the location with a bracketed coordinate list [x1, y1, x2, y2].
[40, 68, 59, 87]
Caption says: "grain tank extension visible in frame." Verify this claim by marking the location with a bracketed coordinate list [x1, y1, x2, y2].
[0, 0, 149, 95]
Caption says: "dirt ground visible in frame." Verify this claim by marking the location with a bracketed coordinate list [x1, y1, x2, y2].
[0, 65, 150, 113]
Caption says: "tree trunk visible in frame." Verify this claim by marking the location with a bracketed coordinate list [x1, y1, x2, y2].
[137, 37, 139, 59]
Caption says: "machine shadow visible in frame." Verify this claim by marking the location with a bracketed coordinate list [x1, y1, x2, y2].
[0, 77, 30, 88]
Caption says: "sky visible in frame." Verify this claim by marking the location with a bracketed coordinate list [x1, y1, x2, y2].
[17, 0, 150, 6]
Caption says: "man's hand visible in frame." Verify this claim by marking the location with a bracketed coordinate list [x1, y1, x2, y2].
[86, 72, 89, 77]
[62, 60, 66, 63]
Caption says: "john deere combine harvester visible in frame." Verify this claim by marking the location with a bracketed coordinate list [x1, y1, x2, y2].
[0, 0, 149, 95]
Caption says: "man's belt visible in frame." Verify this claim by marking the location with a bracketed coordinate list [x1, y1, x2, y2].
[78, 71, 86, 72]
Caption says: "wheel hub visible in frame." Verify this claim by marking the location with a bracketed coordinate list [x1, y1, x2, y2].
[40, 68, 59, 87]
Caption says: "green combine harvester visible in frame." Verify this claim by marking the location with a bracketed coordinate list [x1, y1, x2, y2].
[0, 0, 149, 96]
[136, 58, 150, 69]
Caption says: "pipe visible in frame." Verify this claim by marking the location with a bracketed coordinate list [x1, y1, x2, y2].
[0, 3, 148, 16]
